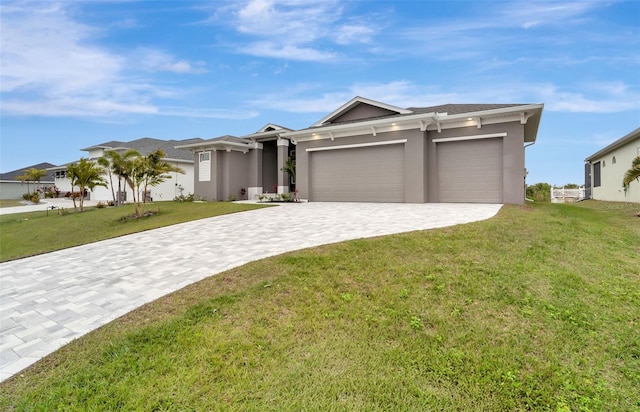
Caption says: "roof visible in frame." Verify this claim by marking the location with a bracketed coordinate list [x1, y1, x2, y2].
[408, 103, 525, 115]
[81, 137, 204, 161]
[585, 127, 640, 162]
[283, 97, 544, 143]
[0, 162, 56, 181]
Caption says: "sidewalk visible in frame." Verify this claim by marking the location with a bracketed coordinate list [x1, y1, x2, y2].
[0, 198, 99, 216]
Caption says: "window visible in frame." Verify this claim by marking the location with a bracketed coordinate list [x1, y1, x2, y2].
[199, 152, 210, 162]
[593, 162, 601, 187]
[612, 156, 616, 164]
[602, 160, 606, 167]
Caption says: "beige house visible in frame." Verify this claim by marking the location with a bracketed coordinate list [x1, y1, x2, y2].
[585, 127, 640, 203]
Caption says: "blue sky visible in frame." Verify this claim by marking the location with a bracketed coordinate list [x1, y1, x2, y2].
[1, 0, 638, 186]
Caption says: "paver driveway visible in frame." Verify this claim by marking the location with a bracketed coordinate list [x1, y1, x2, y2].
[0, 202, 502, 381]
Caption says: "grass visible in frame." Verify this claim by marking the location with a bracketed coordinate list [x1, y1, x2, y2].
[0, 199, 24, 208]
[0, 201, 269, 262]
[1, 201, 639, 411]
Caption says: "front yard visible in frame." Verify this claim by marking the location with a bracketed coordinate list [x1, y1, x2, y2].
[1, 201, 638, 410]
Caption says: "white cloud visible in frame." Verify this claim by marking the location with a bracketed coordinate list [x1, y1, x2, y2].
[136, 49, 208, 74]
[213, 0, 379, 61]
[0, 2, 211, 118]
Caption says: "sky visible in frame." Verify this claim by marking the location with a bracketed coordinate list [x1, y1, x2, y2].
[1, 0, 639, 186]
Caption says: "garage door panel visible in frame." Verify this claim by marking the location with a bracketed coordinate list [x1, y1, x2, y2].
[310, 144, 404, 202]
[437, 138, 503, 203]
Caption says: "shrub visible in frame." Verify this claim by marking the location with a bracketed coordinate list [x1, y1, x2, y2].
[22, 193, 31, 201]
[30, 193, 40, 204]
[174, 193, 194, 202]
[96, 201, 107, 209]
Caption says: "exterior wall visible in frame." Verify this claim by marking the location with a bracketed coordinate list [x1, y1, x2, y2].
[193, 150, 250, 201]
[297, 121, 527, 204]
[221, 151, 250, 201]
[590, 138, 640, 202]
[426, 122, 526, 204]
[0, 182, 54, 199]
[296, 129, 426, 202]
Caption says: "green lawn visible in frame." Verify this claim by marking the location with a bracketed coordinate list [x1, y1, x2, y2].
[0, 201, 269, 262]
[1, 201, 639, 411]
[0, 199, 24, 208]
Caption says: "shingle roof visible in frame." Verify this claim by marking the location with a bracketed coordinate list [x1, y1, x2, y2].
[0, 162, 57, 181]
[82, 137, 203, 161]
[408, 104, 525, 115]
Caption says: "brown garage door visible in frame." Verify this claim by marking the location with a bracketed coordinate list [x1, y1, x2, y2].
[309, 144, 404, 202]
[437, 138, 503, 203]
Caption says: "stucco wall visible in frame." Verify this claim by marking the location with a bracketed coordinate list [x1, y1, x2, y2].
[0, 182, 55, 199]
[297, 121, 527, 204]
[331, 104, 397, 124]
[426, 122, 526, 203]
[262, 141, 278, 193]
[591, 138, 640, 202]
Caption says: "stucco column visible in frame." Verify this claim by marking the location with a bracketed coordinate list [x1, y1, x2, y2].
[277, 139, 290, 194]
[247, 144, 263, 200]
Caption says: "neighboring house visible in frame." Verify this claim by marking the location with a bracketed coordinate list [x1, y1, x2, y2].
[0, 162, 56, 200]
[584, 127, 640, 203]
[175, 124, 294, 201]
[48, 138, 200, 202]
[281, 96, 544, 204]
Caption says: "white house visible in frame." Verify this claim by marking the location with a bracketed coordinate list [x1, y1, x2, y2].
[49, 137, 201, 202]
[585, 127, 640, 203]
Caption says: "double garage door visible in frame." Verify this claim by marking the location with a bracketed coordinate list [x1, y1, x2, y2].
[309, 144, 405, 202]
[308, 137, 504, 203]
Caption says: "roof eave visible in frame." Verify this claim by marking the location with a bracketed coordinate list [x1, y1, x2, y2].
[585, 127, 640, 162]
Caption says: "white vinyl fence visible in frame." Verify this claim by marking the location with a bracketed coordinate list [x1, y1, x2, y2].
[551, 187, 585, 203]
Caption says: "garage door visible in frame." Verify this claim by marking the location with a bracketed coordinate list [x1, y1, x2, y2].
[437, 138, 503, 203]
[309, 144, 404, 202]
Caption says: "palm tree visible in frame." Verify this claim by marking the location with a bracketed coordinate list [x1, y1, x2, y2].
[125, 149, 185, 218]
[622, 156, 640, 191]
[97, 149, 140, 206]
[16, 168, 48, 194]
[623, 156, 640, 216]
[66, 158, 108, 211]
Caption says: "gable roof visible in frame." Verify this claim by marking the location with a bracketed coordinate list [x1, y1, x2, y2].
[585, 127, 640, 162]
[283, 97, 544, 143]
[312, 96, 412, 127]
[82, 137, 203, 161]
[0, 162, 56, 182]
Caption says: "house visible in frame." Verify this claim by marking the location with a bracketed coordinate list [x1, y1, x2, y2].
[281, 97, 544, 204]
[48, 138, 200, 202]
[175, 124, 294, 201]
[584, 127, 640, 203]
[0, 162, 56, 200]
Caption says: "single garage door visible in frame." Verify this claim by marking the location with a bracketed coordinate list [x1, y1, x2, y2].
[309, 144, 404, 202]
[437, 138, 503, 203]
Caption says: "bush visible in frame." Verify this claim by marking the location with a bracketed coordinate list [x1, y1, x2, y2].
[96, 201, 107, 209]
[174, 193, 194, 202]
[22, 193, 31, 201]
[30, 193, 40, 204]
[526, 182, 551, 202]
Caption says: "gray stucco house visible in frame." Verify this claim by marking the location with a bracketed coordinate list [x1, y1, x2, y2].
[175, 124, 294, 201]
[179, 97, 544, 204]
